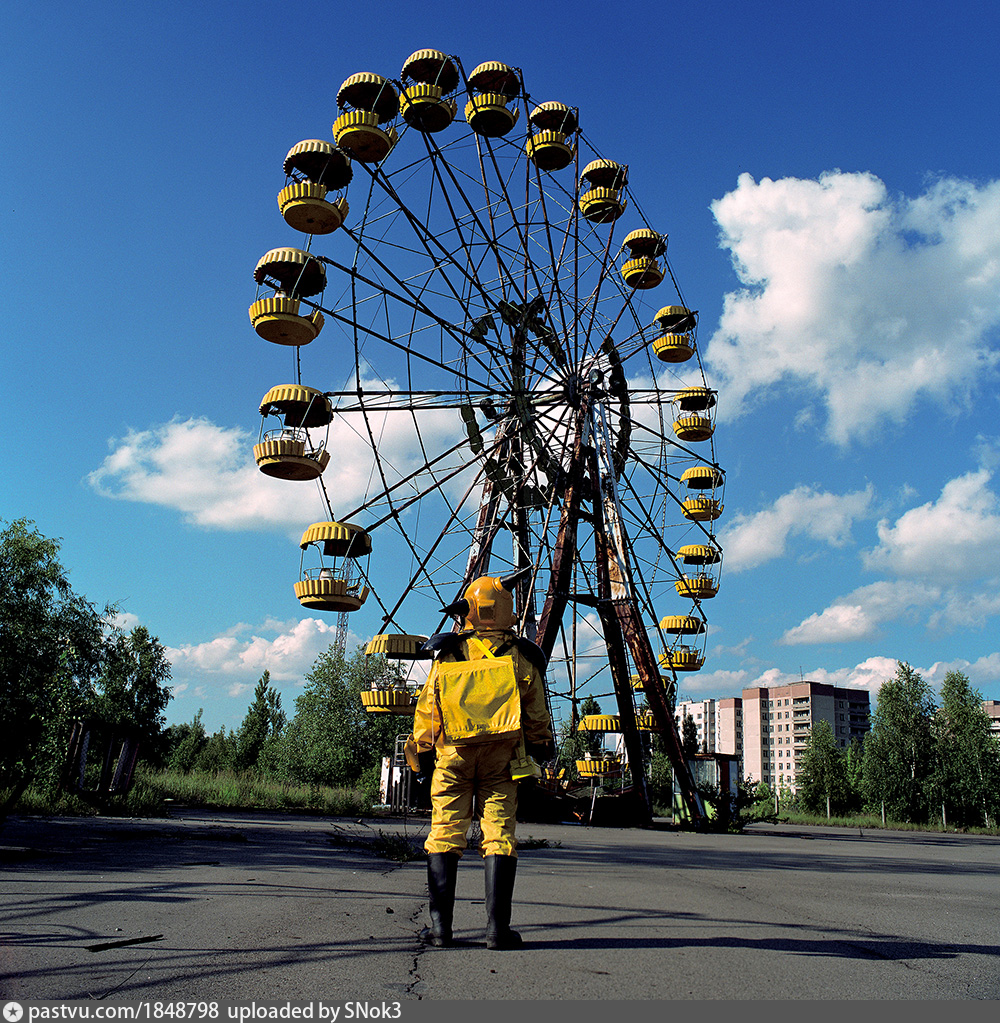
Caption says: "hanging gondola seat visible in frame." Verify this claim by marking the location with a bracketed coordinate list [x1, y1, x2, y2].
[360, 688, 418, 714]
[254, 384, 333, 480]
[577, 714, 621, 733]
[621, 256, 664, 289]
[248, 295, 324, 346]
[674, 544, 721, 599]
[652, 332, 694, 363]
[283, 139, 353, 190]
[254, 248, 326, 297]
[364, 633, 431, 659]
[277, 181, 349, 234]
[333, 110, 398, 163]
[400, 83, 457, 132]
[681, 497, 723, 522]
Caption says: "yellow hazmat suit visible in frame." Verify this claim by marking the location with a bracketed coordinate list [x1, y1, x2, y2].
[409, 573, 553, 949]
[412, 628, 552, 857]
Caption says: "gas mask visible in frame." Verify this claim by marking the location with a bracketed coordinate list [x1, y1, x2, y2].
[441, 567, 530, 631]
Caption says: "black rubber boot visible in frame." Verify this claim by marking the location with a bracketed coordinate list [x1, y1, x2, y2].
[484, 854, 523, 950]
[421, 852, 459, 946]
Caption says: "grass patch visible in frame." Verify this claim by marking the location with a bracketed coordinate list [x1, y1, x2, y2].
[775, 810, 1000, 835]
[371, 829, 426, 862]
[519, 835, 561, 850]
[142, 768, 369, 816]
[11, 768, 370, 819]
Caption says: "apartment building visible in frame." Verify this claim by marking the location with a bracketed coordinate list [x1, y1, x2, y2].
[984, 700, 1000, 738]
[741, 681, 870, 791]
[673, 698, 743, 761]
[717, 697, 744, 762]
[674, 699, 716, 753]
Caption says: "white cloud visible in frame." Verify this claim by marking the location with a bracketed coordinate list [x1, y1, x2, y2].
[108, 610, 141, 632]
[739, 656, 901, 695]
[166, 617, 345, 685]
[89, 397, 464, 533]
[720, 484, 873, 572]
[707, 172, 1000, 444]
[780, 581, 940, 645]
[864, 467, 1000, 581]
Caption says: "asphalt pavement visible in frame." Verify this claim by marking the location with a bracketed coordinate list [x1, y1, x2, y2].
[2, 809, 999, 1002]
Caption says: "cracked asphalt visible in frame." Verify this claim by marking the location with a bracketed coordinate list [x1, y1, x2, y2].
[2, 810, 999, 1001]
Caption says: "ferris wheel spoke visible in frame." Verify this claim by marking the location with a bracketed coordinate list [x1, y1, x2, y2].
[322, 241, 508, 393]
[365, 154, 565, 394]
[419, 134, 572, 396]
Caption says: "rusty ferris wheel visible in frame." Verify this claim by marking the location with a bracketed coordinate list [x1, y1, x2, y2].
[247, 50, 725, 824]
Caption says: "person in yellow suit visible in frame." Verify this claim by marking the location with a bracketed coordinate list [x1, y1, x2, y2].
[407, 570, 553, 950]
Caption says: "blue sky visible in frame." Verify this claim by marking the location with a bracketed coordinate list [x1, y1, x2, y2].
[5, 0, 1000, 733]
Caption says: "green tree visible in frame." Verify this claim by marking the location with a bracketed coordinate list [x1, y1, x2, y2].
[862, 662, 936, 822]
[233, 671, 286, 771]
[195, 727, 236, 773]
[94, 625, 173, 764]
[844, 736, 865, 812]
[166, 710, 207, 772]
[932, 671, 1000, 828]
[681, 713, 699, 759]
[1, 519, 108, 813]
[281, 646, 403, 787]
[798, 719, 849, 817]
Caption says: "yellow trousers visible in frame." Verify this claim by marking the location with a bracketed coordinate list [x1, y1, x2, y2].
[425, 739, 519, 858]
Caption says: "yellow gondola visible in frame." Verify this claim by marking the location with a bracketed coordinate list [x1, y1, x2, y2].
[400, 50, 459, 132]
[578, 159, 627, 223]
[577, 714, 621, 733]
[465, 61, 520, 137]
[674, 543, 722, 600]
[659, 614, 707, 672]
[525, 101, 577, 171]
[651, 306, 697, 363]
[248, 294, 324, 346]
[254, 384, 333, 481]
[364, 633, 431, 659]
[620, 229, 666, 290]
[294, 521, 371, 612]
[334, 73, 399, 163]
[672, 387, 717, 442]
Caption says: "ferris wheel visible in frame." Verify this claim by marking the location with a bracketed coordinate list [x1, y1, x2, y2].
[247, 50, 724, 824]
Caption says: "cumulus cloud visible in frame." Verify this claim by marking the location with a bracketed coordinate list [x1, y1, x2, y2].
[720, 484, 873, 572]
[864, 467, 1000, 581]
[780, 581, 940, 645]
[739, 656, 901, 695]
[166, 617, 345, 685]
[707, 172, 1000, 444]
[89, 396, 463, 533]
